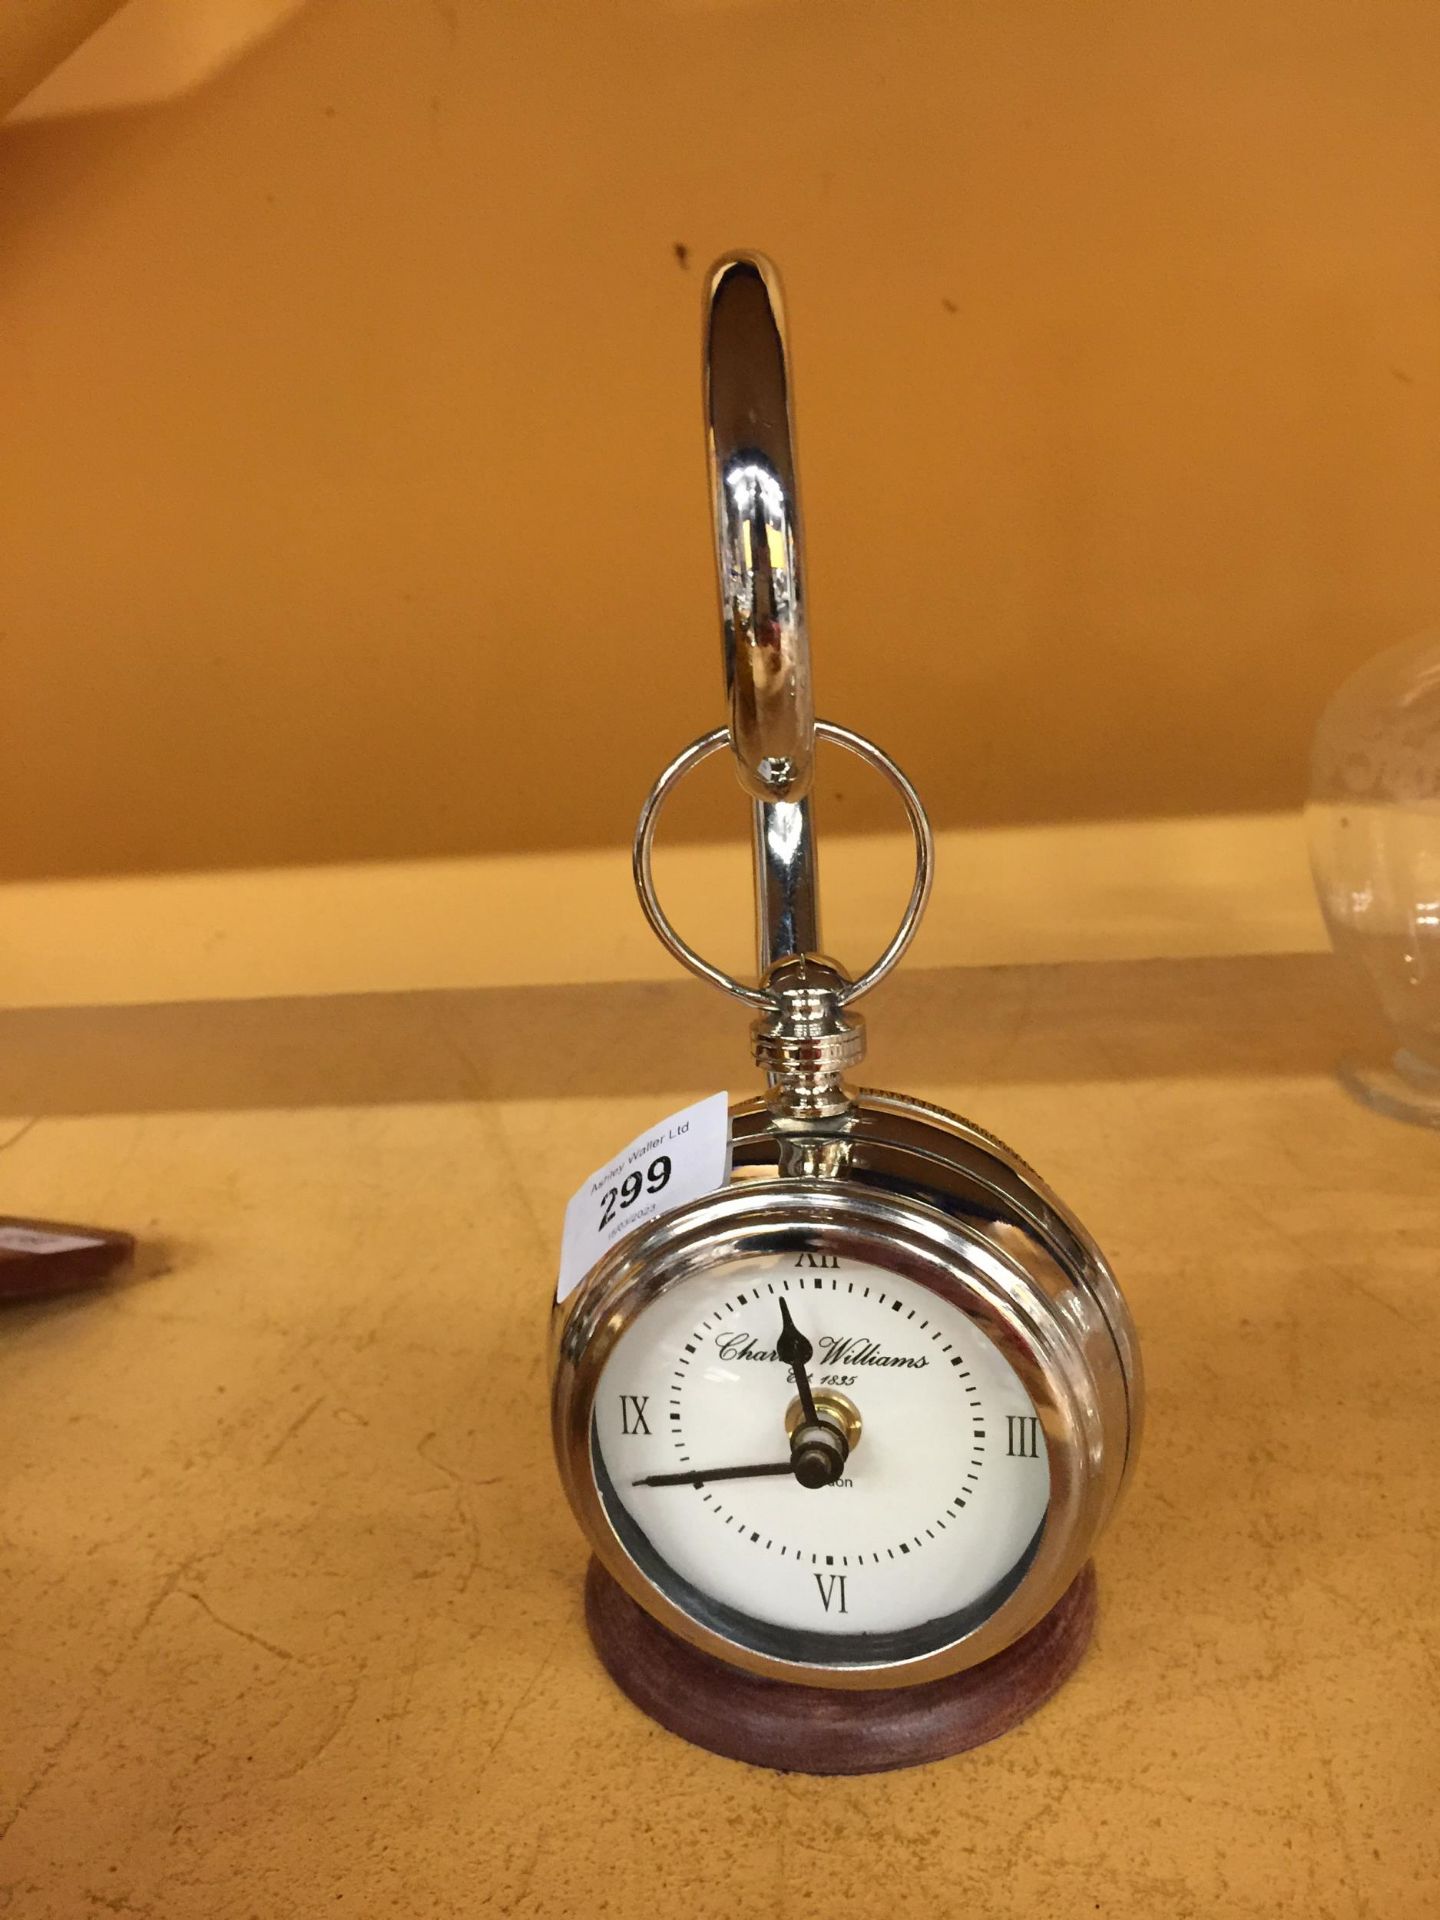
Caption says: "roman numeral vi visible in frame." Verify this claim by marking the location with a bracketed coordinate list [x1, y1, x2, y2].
[815, 1573, 848, 1614]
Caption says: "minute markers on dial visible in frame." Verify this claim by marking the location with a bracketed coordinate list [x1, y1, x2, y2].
[668, 1299, 984, 1544]
[611, 1261, 1037, 1606]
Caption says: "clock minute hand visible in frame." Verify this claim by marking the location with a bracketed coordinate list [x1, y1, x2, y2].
[632, 1460, 797, 1489]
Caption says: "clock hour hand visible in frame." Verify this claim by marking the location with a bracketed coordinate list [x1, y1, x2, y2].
[776, 1296, 819, 1427]
[632, 1460, 797, 1489]
[777, 1294, 850, 1488]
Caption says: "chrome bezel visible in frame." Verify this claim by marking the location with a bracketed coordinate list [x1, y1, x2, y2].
[552, 1094, 1139, 1690]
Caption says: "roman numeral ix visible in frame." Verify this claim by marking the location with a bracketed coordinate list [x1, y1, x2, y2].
[619, 1394, 651, 1436]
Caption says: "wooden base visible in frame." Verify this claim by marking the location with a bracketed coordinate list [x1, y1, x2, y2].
[584, 1558, 1097, 1774]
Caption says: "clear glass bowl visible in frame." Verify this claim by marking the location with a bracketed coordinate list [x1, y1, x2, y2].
[1307, 630, 1440, 1127]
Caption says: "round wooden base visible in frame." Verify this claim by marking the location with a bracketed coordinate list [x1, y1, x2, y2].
[584, 1558, 1097, 1774]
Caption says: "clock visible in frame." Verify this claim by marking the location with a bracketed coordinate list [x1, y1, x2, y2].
[553, 1090, 1139, 1707]
[549, 255, 1141, 1770]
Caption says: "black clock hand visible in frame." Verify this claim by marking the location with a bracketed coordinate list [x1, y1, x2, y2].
[776, 1296, 819, 1427]
[776, 1296, 851, 1487]
[636, 1302, 845, 1493]
[633, 1460, 797, 1489]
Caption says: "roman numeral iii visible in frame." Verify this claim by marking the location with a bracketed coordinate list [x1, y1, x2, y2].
[1006, 1414, 1040, 1458]
[619, 1394, 651, 1436]
[815, 1572, 848, 1613]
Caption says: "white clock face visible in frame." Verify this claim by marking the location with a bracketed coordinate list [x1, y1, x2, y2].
[592, 1251, 1049, 1665]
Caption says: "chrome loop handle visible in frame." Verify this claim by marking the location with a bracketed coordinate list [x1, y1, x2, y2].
[634, 723, 935, 1009]
[706, 255, 814, 803]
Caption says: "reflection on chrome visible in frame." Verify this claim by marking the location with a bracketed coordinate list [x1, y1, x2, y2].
[724, 458, 786, 524]
[706, 256, 814, 806]
[763, 799, 807, 866]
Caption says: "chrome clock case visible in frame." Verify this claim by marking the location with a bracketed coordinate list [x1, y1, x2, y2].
[551, 253, 1142, 1696]
[553, 1071, 1141, 1688]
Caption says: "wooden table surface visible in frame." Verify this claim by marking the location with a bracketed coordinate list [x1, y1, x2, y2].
[0, 954, 1435, 1918]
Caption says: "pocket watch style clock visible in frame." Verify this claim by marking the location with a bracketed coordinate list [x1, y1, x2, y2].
[551, 255, 1141, 1772]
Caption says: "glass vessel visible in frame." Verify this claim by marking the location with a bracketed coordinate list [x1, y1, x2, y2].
[1307, 630, 1440, 1126]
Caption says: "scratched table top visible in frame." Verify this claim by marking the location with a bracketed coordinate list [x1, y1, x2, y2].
[1, 953, 1435, 1918]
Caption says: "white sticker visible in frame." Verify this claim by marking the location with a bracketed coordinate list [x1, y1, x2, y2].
[556, 1092, 730, 1304]
[0, 1226, 105, 1256]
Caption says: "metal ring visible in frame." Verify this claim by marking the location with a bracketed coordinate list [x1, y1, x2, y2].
[633, 721, 934, 1008]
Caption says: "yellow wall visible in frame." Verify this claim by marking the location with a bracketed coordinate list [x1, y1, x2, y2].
[2, 0, 1438, 885]
[0, 1, 126, 118]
